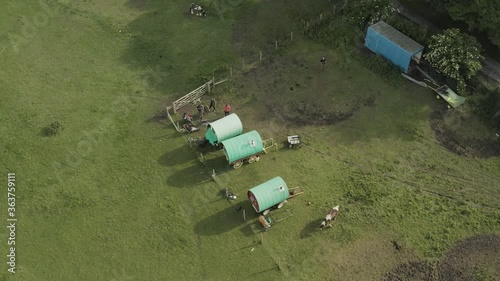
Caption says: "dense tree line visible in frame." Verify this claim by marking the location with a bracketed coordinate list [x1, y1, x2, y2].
[429, 0, 500, 47]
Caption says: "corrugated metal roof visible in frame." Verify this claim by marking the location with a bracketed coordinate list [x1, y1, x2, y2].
[248, 176, 289, 212]
[222, 130, 263, 163]
[369, 21, 424, 55]
[205, 114, 243, 145]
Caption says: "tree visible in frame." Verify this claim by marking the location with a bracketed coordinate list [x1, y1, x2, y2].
[441, 0, 500, 46]
[425, 28, 484, 93]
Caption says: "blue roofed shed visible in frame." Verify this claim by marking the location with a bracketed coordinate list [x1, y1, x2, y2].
[365, 21, 424, 73]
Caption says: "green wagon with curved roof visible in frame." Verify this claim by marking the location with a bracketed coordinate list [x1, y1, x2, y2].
[221, 130, 263, 169]
[204, 113, 243, 145]
[248, 176, 289, 215]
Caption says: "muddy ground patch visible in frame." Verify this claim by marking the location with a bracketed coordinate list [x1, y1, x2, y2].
[429, 110, 500, 158]
[383, 234, 500, 281]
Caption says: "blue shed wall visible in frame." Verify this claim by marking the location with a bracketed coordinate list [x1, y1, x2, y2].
[365, 28, 412, 73]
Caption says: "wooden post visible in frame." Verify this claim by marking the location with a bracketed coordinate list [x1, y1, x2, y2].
[172, 102, 176, 113]
[260, 232, 264, 244]
[291, 31, 293, 42]
[260, 50, 262, 61]
[243, 209, 246, 221]
[275, 40, 278, 50]
[320, 13, 323, 20]
[212, 76, 215, 88]
[230, 66, 233, 77]
[206, 81, 211, 93]
[278, 258, 281, 270]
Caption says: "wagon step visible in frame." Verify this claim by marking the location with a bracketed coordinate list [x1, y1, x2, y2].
[288, 186, 304, 198]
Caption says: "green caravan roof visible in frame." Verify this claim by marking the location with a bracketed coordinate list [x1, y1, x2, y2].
[221, 130, 263, 163]
[205, 114, 243, 145]
[247, 177, 289, 212]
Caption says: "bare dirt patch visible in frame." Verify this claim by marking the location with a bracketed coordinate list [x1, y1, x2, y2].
[429, 110, 500, 158]
[439, 234, 500, 281]
[383, 234, 500, 281]
[229, 54, 378, 127]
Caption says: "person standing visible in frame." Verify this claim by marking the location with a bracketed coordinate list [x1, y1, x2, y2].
[320, 57, 327, 71]
[224, 104, 231, 116]
[197, 104, 204, 119]
[209, 98, 216, 112]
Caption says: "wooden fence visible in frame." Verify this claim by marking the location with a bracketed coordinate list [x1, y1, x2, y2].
[169, 79, 215, 113]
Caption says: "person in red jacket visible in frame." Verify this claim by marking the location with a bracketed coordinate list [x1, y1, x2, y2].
[224, 104, 231, 116]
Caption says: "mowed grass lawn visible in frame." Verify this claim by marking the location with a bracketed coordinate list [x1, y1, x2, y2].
[0, 0, 499, 281]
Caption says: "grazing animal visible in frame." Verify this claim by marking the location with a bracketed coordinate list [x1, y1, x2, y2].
[320, 205, 339, 229]
[189, 3, 206, 17]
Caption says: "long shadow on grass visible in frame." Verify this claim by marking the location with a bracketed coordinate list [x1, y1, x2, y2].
[158, 145, 193, 166]
[194, 204, 250, 236]
[167, 156, 230, 187]
[121, 0, 235, 96]
[299, 218, 324, 239]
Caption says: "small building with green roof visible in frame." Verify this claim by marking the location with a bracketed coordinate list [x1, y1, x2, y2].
[204, 114, 243, 145]
[248, 176, 289, 213]
[221, 130, 263, 165]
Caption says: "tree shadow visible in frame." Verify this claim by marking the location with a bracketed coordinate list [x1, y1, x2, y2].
[299, 218, 324, 239]
[194, 204, 249, 236]
[120, 1, 233, 96]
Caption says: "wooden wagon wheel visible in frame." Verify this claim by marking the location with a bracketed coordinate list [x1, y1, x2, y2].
[248, 156, 256, 164]
[233, 161, 243, 169]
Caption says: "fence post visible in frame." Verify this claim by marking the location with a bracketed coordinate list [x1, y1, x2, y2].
[320, 13, 323, 20]
[275, 40, 278, 50]
[172, 102, 176, 113]
[243, 209, 246, 221]
[260, 50, 262, 61]
[206, 81, 211, 93]
[291, 31, 293, 42]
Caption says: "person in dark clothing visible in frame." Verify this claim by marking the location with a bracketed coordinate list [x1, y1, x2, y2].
[197, 104, 204, 119]
[320, 57, 327, 71]
[224, 104, 231, 116]
[209, 98, 216, 112]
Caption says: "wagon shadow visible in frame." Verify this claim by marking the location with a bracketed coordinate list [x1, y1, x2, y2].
[300, 218, 324, 239]
[158, 145, 196, 166]
[194, 204, 248, 236]
[167, 163, 211, 188]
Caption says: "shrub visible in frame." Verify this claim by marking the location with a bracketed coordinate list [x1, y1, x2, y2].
[42, 121, 62, 137]
[386, 16, 430, 45]
[358, 54, 404, 87]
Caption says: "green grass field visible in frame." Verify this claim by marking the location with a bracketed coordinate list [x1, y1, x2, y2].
[1, 0, 499, 280]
